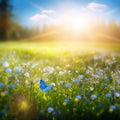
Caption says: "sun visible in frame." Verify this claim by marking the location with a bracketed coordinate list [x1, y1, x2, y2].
[57, 7, 92, 33]
[72, 17, 90, 32]
[71, 13, 92, 33]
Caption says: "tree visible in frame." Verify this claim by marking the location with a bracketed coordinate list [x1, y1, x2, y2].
[0, 0, 13, 40]
[108, 19, 119, 38]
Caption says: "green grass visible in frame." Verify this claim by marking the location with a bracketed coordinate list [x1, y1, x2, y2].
[0, 41, 120, 120]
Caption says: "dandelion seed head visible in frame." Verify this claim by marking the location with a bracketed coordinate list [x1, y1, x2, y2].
[86, 70, 91, 74]
[2, 61, 9, 68]
[43, 66, 54, 74]
[75, 70, 79, 73]
[59, 71, 65, 75]
[110, 86, 115, 91]
[66, 64, 70, 68]
[114, 92, 120, 98]
[24, 72, 30, 77]
[56, 66, 60, 70]
[88, 66, 93, 70]
[90, 87, 94, 91]
[50, 82, 55, 86]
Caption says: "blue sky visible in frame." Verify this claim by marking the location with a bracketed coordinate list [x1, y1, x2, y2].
[12, 0, 120, 27]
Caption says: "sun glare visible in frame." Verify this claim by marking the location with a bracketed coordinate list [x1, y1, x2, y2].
[58, 8, 92, 33]
[72, 17, 90, 32]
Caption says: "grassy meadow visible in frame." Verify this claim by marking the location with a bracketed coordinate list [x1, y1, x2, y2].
[0, 41, 120, 120]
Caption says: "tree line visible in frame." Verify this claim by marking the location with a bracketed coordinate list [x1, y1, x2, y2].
[0, 0, 38, 41]
[0, 0, 120, 41]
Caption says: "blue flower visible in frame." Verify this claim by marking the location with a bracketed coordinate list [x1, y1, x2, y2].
[64, 99, 70, 103]
[105, 93, 112, 98]
[117, 80, 120, 84]
[109, 105, 116, 112]
[65, 83, 72, 88]
[5, 68, 12, 74]
[64, 99, 69, 103]
[99, 103, 104, 108]
[63, 99, 71, 105]
[75, 95, 81, 102]
[0, 111, 4, 117]
[91, 94, 97, 100]
[110, 105, 116, 110]
[73, 79, 80, 83]
[8, 84, 15, 89]
[0, 82, 4, 88]
[52, 110, 61, 116]
[48, 107, 54, 113]
[118, 86, 120, 89]
[75, 95, 81, 100]
[78, 75, 84, 79]
[15, 67, 21, 73]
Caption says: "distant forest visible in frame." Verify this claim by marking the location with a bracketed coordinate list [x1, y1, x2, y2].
[0, 0, 120, 41]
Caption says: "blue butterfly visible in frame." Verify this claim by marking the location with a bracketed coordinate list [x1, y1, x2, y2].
[40, 80, 53, 92]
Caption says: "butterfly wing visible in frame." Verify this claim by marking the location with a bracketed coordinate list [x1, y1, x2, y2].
[40, 80, 47, 89]
[44, 85, 53, 92]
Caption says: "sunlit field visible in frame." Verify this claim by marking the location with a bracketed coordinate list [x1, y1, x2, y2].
[0, 0, 120, 119]
[0, 41, 120, 120]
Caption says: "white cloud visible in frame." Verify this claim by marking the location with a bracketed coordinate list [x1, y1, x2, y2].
[29, 8, 57, 25]
[29, 14, 48, 22]
[88, 2, 107, 12]
[42, 9, 56, 14]
[29, 2, 108, 26]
